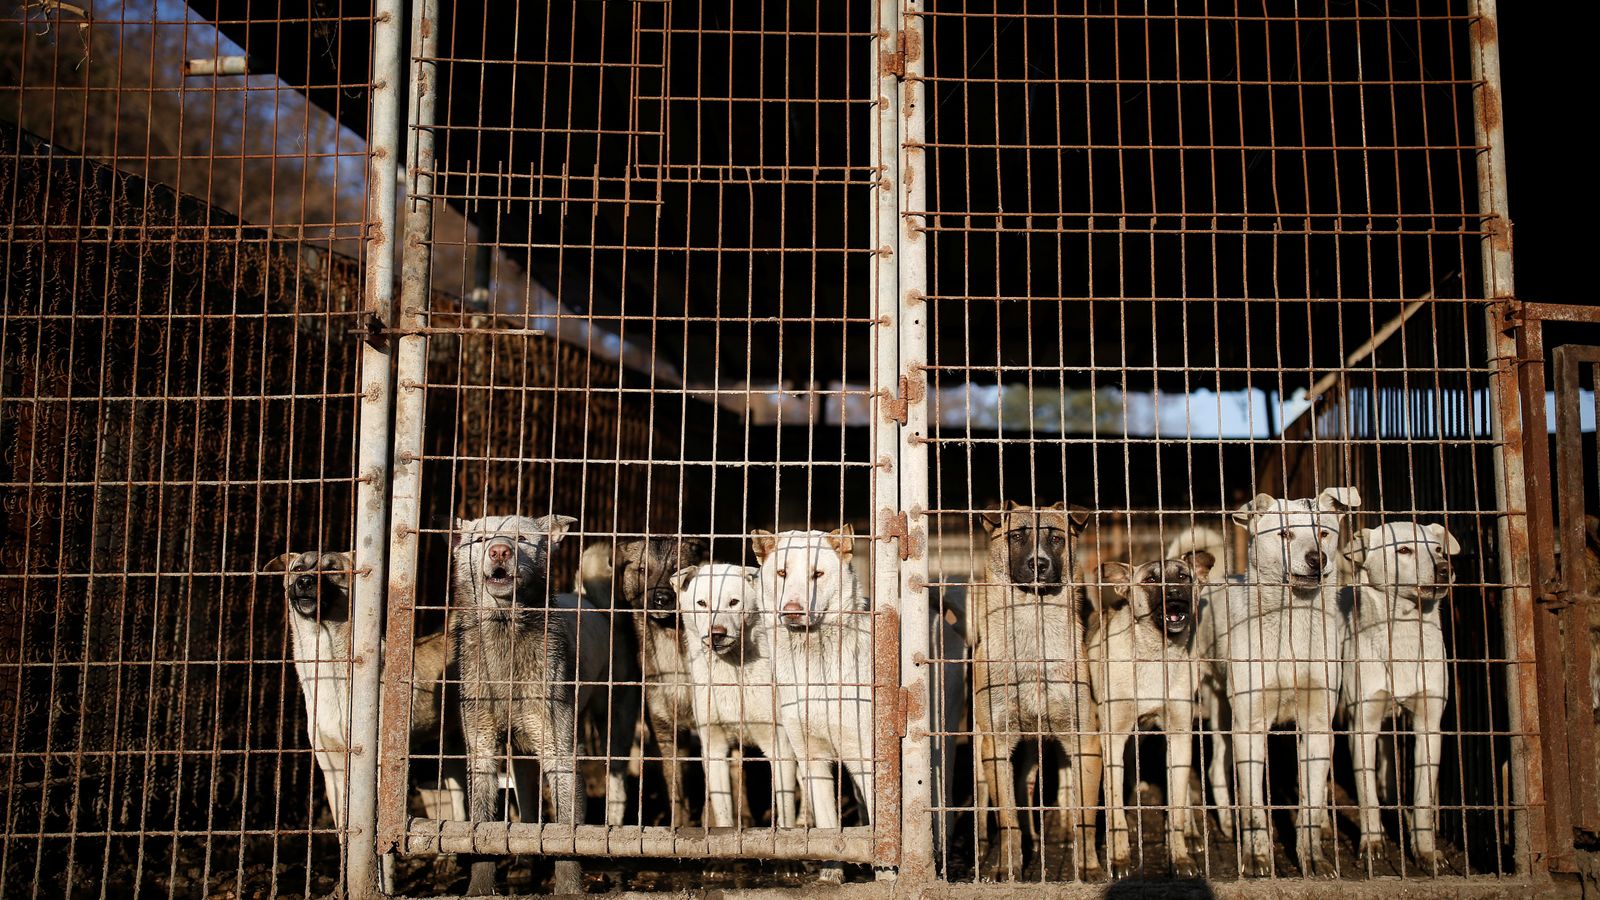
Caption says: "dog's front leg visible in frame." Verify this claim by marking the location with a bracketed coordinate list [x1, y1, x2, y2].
[980, 730, 1023, 881]
[1297, 703, 1335, 876]
[1068, 727, 1103, 880]
[538, 705, 584, 896]
[1101, 711, 1134, 877]
[1165, 709, 1198, 878]
[1231, 702, 1272, 876]
[462, 720, 504, 897]
[766, 726, 799, 828]
[1409, 696, 1447, 869]
[1351, 697, 1387, 861]
[701, 725, 736, 828]
[313, 747, 347, 831]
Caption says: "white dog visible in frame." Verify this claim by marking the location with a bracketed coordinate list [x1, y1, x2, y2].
[672, 563, 800, 828]
[1201, 487, 1359, 875]
[1341, 521, 1460, 868]
[752, 527, 875, 836]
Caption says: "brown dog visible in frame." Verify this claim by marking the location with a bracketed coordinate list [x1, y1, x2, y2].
[613, 536, 711, 826]
[970, 502, 1102, 880]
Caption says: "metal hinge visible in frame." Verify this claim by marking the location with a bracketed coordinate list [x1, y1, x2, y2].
[878, 508, 925, 561]
[881, 48, 905, 78]
[880, 368, 926, 425]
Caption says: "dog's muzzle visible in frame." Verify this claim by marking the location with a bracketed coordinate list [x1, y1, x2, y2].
[1160, 594, 1192, 635]
[646, 588, 678, 622]
[1288, 570, 1323, 588]
[780, 600, 815, 630]
[287, 575, 323, 617]
[706, 626, 737, 655]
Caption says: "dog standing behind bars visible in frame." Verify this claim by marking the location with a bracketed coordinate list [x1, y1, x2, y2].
[268, 550, 465, 831]
[451, 513, 625, 896]
[753, 527, 875, 848]
[1089, 550, 1214, 878]
[969, 502, 1102, 880]
[1341, 520, 1460, 868]
[1201, 487, 1359, 876]
[671, 563, 800, 828]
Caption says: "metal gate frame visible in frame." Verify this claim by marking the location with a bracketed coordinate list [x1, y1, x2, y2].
[335, 0, 1555, 894]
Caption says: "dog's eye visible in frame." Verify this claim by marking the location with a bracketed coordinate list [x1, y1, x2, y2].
[812, 570, 824, 580]
[1174, 570, 1189, 581]
[1280, 530, 1294, 540]
[697, 600, 707, 608]
[728, 598, 739, 607]
[1397, 546, 1414, 556]
[1048, 534, 1064, 547]
[1318, 529, 1330, 540]
[1143, 574, 1159, 583]
[776, 569, 787, 578]
[1008, 531, 1028, 543]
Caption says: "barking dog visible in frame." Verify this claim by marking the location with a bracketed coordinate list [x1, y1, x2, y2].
[268, 551, 464, 831]
[1202, 487, 1360, 876]
[970, 502, 1102, 880]
[753, 527, 875, 839]
[672, 563, 800, 828]
[1341, 521, 1460, 868]
[450, 514, 629, 896]
[1090, 551, 1214, 877]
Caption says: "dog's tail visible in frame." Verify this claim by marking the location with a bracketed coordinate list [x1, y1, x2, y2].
[1165, 524, 1229, 581]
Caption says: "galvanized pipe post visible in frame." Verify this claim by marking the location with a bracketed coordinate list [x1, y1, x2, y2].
[1469, 0, 1548, 876]
[349, 0, 406, 895]
[869, 0, 906, 875]
[377, 0, 440, 858]
[895, 0, 933, 884]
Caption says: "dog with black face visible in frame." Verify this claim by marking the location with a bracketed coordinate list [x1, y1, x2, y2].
[611, 537, 710, 826]
[1090, 551, 1214, 878]
[267, 551, 462, 834]
[969, 501, 1102, 880]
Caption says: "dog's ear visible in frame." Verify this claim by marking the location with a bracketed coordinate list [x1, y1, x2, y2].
[265, 552, 297, 573]
[980, 509, 1004, 534]
[1342, 529, 1372, 568]
[1065, 505, 1091, 535]
[1317, 486, 1362, 512]
[537, 514, 577, 545]
[1005, 499, 1027, 512]
[669, 565, 699, 595]
[751, 529, 778, 563]
[1098, 562, 1133, 600]
[1233, 493, 1276, 527]
[1426, 523, 1462, 556]
[1044, 501, 1065, 510]
[1182, 550, 1215, 582]
[827, 525, 855, 560]
[679, 537, 711, 565]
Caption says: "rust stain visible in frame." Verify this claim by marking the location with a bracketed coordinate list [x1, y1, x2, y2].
[901, 27, 923, 64]
[1478, 81, 1501, 132]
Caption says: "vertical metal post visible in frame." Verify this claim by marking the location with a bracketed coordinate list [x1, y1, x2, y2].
[350, 0, 405, 895]
[378, 0, 440, 856]
[895, 0, 933, 884]
[869, 0, 905, 874]
[1469, 0, 1548, 876]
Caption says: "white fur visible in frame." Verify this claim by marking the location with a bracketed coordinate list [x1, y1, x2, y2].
[673, 564, 799, 828]
[754, 529, 875, 831]
[1200, 486, 1359, 875]
[1341, 521, 1460, 867]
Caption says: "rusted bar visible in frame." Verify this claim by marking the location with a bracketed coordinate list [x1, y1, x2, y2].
[870, 0, 906, 873]
[894, 0, 934, 884]
[1553, 345, 1600, 835]
[376, 0, 441, 858]
[1470, 0, 1549, 876]
[348, 0, 406, 894]
[400, 822, 877, 862]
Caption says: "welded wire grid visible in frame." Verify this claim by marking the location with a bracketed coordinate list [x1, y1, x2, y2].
[918, 0, 1526, 883]
[377, 0, 898, 887]
[0, 2, 373, 897]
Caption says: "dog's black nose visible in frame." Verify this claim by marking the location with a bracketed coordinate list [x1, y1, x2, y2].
[1304, 550, 1326, 572]
[295, 574, 316, 590]
[1436, 560, 1453, 580]
[650, 589, 675, 609]
[1024, 557, 1053, 577]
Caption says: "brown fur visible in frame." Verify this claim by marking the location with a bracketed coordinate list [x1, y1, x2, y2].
[969, 501, 1102, 880]
[613, 536, 710, 826]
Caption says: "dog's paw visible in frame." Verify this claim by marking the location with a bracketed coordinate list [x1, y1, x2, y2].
[1241, 853, 1272, 877]
[1412, 847, 1447, 871]
[1108, 854, 1133, 880]
[817, 864, 845, 885]
[1171, 856, 1199, 880]
[1359, 836, 1386, 861]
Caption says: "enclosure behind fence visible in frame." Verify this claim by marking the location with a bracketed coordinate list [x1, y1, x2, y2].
[0, 0, 1581, 897]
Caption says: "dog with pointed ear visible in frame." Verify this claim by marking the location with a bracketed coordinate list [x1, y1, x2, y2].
[1340, 520, 1462, 869]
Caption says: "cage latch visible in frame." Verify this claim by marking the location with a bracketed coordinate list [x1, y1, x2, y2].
[879, 508, 925, 561]
[881, 368, 926, 425]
